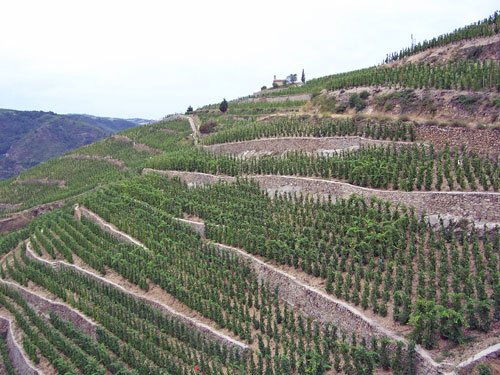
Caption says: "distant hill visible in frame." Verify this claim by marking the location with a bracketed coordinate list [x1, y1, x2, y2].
[0, 109, 151, 180]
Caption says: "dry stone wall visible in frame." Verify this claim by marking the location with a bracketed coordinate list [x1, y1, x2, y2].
[0, 201, 65, 234]
[111, 135, 163, 155]
[175, 217, 441, 375]
[73, 205, 250, 356]
[204, 136, 414, 157]
[15, 179, 65, 187]
[454, 342, 500, 375]
[235, 94, 311, 103]
[144, 169, 500, 227]
[0, 316, 40, 375]
[8, 248, 97, 337]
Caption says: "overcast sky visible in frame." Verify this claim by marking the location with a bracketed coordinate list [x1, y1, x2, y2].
[0, 1, 497, 119]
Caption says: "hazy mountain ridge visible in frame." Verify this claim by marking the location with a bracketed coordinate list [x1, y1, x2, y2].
[0, 109, 151, 180]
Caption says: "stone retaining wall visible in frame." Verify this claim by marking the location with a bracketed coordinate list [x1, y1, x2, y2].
[64, 154, 129, 171]
[0, 316, 40, 375]
[175, 217, 442, 375]
[4, 253, 97, 338]
[15, 179, 65, 187]
[144, 169, 500, 227]
[203, 136, 414, 157]
[111, 135, 163, 155]
[0, 201, 65, 234]
[72, 206, 250, 356]
[455, 343, 500, 375]
[235, 94, 311, 103]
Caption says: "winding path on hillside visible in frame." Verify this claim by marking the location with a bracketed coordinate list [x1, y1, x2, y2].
[143, 169, 500, 227]
[165, 114, 200, 145]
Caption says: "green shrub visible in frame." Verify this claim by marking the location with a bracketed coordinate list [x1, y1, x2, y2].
[476, 363, 492, 375]
[349, 93, 367, 112]
[349, 93, 360, 108]
[360, 90, 370, 99]
[335, 103, 348, 113]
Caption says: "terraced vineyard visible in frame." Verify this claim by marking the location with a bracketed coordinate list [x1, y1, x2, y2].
[1, 12, 500, 375]
[0, 118, 191, 214]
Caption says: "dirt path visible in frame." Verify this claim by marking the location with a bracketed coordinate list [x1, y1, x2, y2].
[163, 114, 199, 144]
[143, 169, 500, 227]
[110, 135, 163, 155]
[64, 154, 129, 170]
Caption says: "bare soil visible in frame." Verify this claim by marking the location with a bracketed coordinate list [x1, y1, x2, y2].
[182, 214, 500, 371]
[0, 306, 55, 375]
[145, 169, 500, 226]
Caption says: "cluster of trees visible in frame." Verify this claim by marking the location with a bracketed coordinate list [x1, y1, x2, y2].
[109, 174, 500, 349]
[149, 143, 499, 192]
[385, 11, 500, 63]
[201, 117, 416, 145]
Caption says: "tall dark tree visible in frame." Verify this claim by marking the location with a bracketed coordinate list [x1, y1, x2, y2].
[219, 98, 228, 113]
[186, 105, 193, 114]
[286, 74, 297, 84]
[301, 69, 306, 83]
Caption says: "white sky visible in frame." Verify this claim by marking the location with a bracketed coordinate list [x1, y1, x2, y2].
[0, 0, 498, 119]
